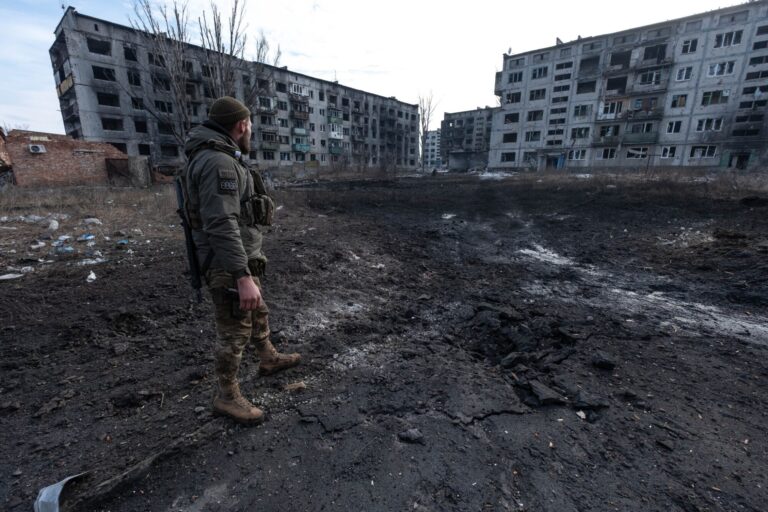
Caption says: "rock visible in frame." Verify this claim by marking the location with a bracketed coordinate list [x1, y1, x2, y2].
[506, 324, 537, 352]
[284, 381, 307, 392]
[500, 351, 526, 369]
[397, 428, 425, 444]
[82, 217, 103, 226]
[194, 406, 206, 413]
[46, 219, 60, 231]
[592, 351, 617, 370]
[572, 390, 610, 410]
[475, 302, 524, 321]
[12, 469, 21, 477]
[113, 342, 130, 355]
[740, 196, 768, 208]
[656, 439, 675, 451]
[529, 380, 567, 405]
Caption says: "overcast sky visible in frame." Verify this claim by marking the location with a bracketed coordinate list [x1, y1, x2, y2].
[0, 0, 743, 134]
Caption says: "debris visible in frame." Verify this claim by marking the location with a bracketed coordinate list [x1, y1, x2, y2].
[656, 439, 675, 452]
[441, 213, 456, 220]
[30, 241, 46, 250]
[0, 273, 24, 281]
[194, 406, 206, 414]
[529, 380, 567, 405]
[34, 472, 89, 512]
[78, 258, 107, 266]
[397, 428, 425, 444]
[82, 218, 103, 226]
[77, 233, 96, 242]
[572, 390, 610, 410]
[113, 342, 130, 355]
[284, 381, 307, 392]
[55, 246, 75, 255]
[86, 271, 97, 283]
[46, 219, 60, 232]
[117, 239, 130, 246]
[576, 410, 587, 420]
[591, 352, 617, 371]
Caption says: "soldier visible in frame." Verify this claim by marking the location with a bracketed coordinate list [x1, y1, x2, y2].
[183, 96, 301, 424]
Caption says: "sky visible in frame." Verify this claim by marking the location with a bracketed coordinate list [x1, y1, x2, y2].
[0, 0, 746, 134]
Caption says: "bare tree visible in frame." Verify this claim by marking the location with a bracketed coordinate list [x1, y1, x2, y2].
[130, 0, 281, 151]
[418, 92, 437, 172]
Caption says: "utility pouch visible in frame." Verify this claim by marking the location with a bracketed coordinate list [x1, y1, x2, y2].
[249, 194, 275, 226]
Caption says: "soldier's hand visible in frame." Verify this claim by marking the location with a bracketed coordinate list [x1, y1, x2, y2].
[236, 275, 262, 311]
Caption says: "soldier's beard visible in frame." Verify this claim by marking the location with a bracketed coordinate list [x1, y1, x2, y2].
[238, 134, 251, 154]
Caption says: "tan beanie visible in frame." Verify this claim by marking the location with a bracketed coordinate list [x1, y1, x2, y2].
[208, 96, 251, 127]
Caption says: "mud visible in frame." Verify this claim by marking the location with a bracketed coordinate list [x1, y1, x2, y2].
[1, 175, 767, 511]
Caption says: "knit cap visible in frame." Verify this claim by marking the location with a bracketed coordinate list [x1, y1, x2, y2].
[208, 96, 251, 126]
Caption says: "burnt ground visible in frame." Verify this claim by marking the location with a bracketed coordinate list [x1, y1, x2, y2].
[1, 175, 767, 512]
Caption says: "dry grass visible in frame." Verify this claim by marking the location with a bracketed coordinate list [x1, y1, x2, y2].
[0, 184, 179, 237]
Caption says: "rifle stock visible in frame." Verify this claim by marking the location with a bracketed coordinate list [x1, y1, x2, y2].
[174, 177, 203, 302]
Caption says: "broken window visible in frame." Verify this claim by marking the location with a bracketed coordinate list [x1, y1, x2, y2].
[626, 147, 648, 159]
[502, 132, 518, 143]
[681, 39, 698, 54]
[671, 94, 687, 108]
[508, 71, 523, 83]
[701, 90, 729, 106]
[690, 145, 717, 158]
[643, 44, 666, 62]
[749, 55, 768, 66]
[579, 56, 600, 75]
[571, 127, 590, 139]
[638, 70, 662, 85]
[547, 128, 564, 135]
[158, 122, 174, 135]
[553, 84, 570, 92]
[123, 46, 137, 61]
[92, 65, 116, 81]
[527, 110, 544, 121]
[138, 144, 151, 155]
[128, 69, 141, 87]
[131, 97, 144, 110]
[154, 100, 173, 113]
[708, 61, 735, 76]
[152, 74, 171, 92]
[551, 96, 569, 104]
[755, 40, 768, 50]
[134, 119, 147, 133]
[606, 76, 627, 94]
[661, 146, 677, 158]
[148, 53, 166, 67]
[568, 149, 586, 160]
[531, 66, 548, 80]
[609, 51, 631, 68]
[529, 89, 546, 101]
[503, 113, 519, 124]
[576, 81, 596, 94]
[597, 148, 617, 160]
[559, 48, 572, 58]
[599, 125, 620, 137]
[696, 118, 723, 131]
[96, 92, 120, 107]
[676, 66, 693, 81]
[602, 101, 622, 115]
[714, 30, 743, 48]
[532, 52, 550, 62]
[630, 122, 653, 134]
[555, 61, 573, 70]
[549, 118, 566, 125]
[555, 73, 572, 81]
[733, 128, 760, 136]
[746, 70, 768, 80]
[501, 152, 516, 162]
[161, 145, 179, 157]
[87, 38, 111, 55]
[101, 117, 123, 131]
[573, 105, 591, 117]
[667, 121, 682, 133]
[524, 131, 541, 142]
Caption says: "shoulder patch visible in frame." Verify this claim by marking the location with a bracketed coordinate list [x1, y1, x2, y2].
[217, 168, 239, 195]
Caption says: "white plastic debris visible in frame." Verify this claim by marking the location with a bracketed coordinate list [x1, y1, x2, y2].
[82, 218, 102, 226]
[576, 410, 587, 420]
[34, 472, 88, 512]
[0, 273, 24, 281]
[441, 213, 457, 220]
[30, 241, 46, 250]
[86, 271, 97, 283]
[78, 258, 106, 266]
[46, 219, 60, 231]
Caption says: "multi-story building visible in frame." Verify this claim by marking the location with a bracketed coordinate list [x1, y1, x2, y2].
[490, 1, 768, 171]
[440, 107, 498, 171]
[49, 7, 419, 171]
[423, 129, 442, 169]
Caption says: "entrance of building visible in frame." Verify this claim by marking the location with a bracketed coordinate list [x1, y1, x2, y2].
[728, 152, 750, 170]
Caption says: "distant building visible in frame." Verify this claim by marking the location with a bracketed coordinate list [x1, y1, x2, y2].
[50, 7, 419, 172]
[440, 107, 498, 171]
[423, 129, 442, 168]
[490, 1, 768, 171]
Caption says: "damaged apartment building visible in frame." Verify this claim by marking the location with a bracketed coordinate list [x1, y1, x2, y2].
[490, 1, 768, 171]
[440, 107, 498, 171]
[50, 7, 419, 172]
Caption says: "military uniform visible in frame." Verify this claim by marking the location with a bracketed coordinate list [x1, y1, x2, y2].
[183, 99, 299, 423]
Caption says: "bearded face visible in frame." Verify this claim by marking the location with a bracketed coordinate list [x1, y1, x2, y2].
[238, 120, 252, 154]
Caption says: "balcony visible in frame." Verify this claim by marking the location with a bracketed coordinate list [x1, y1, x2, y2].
[351, 134, 365, 142]
[57, 73, 74, 98]
[329, 146, 343, 155]
[494, 71, 503, 96]
[292, 127, 307, 136]
[292, 143, 311, 152]
[329, 131, 343, 140]
[622, 132, 659, 144]
[592, 135, 622, 146]
[291, 110, 309, 120]
[290, 92, 309, 103]
[260, 141, 279, 151]
[327, 115, 343, 124]
[623, 108, 664, 120]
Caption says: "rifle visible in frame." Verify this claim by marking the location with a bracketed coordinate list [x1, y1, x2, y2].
[174, 176, 203, 303]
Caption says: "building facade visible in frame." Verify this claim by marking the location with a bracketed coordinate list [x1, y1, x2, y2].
[440, 107, 498, 171]
[423, 129, 442, 169]
[50, 8, 419, 171]
[490, 1, 768, 171]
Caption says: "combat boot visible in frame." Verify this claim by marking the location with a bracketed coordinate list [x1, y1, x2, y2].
[212, 380, 265, 424]
[256, 338, 301, 376]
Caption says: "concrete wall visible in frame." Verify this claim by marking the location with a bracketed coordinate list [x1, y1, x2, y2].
[6, 130, 127, 187]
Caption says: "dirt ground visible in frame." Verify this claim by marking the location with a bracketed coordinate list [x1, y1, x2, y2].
[1, 174, 767, 512]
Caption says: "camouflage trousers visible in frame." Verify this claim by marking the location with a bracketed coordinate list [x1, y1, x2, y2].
[206, 267, 270, 384]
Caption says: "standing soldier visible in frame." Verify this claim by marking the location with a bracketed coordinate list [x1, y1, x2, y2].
[182, 96, 301, 424]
